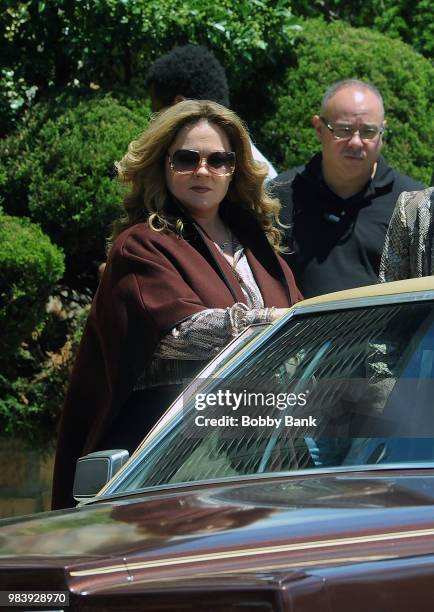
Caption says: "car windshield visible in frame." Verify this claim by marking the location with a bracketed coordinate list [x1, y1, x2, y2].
[107, 300, 434, 496]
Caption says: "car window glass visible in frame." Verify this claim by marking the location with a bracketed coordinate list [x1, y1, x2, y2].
[109, 302, 434, 495]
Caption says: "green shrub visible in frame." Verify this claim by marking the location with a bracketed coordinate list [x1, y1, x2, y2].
[290, 0, 434, 59]
[0, 69, 37, 138]
[258, 19, 434, 185]
[0, 211, 65, 361]
[371, 0, 434, 59]
[0, 95, 150, 281]
[0, 301, 89, 449]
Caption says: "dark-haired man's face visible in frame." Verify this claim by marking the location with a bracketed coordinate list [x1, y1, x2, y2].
[149, 84, 187, 113]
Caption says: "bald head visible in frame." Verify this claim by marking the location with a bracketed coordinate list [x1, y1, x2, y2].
[321, 80, 384, 119]
[322, 85, 385, 127]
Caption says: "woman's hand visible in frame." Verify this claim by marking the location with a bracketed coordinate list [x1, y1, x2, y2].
[271, 308, 290, 321]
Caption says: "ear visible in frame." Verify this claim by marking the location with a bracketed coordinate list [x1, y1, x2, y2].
[378, 120, 386, 151]
[173, 95, 187, 105]
[312, 115, 323, 142]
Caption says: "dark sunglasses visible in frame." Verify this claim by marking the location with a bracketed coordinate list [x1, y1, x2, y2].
[168, 149, 236, 176]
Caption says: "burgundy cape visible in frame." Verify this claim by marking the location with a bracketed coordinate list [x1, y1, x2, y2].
[52, 204, 302, 509]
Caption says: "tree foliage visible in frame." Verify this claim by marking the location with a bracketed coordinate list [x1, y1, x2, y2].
[0, 300, 88, 449]
[0, 210, 65, 362]
[0, 0, 301, 135]
[291, 0, 433, 58]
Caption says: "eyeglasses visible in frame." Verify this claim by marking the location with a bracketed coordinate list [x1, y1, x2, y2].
[168, 149, 236, 176]
[320, 117, 384, 141]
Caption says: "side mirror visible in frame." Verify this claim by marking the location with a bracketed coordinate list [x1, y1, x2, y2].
[73, 449, 129, 502]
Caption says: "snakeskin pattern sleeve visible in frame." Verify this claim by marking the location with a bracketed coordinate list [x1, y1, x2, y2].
[379, 191, 411, 282]
[155, 304, 273, 360]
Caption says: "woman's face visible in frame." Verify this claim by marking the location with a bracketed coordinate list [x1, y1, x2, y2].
[165, 119, 233, 222]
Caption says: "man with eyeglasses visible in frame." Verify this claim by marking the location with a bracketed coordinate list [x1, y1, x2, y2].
[270, 79, 424, 298]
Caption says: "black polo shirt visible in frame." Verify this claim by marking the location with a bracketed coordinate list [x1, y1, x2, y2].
[270, 153, 425, 298]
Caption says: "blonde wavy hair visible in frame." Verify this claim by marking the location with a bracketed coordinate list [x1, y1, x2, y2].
[112, 99, 285, 252]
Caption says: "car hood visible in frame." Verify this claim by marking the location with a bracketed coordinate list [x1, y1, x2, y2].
[2, 469, 434, 593]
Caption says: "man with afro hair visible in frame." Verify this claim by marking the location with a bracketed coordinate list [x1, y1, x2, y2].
[145, 44, 277, 180]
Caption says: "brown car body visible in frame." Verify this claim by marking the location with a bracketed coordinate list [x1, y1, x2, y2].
[1, 469, 434, 611]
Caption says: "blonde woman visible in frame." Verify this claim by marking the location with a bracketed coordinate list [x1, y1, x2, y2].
[52, 100, 302, 509]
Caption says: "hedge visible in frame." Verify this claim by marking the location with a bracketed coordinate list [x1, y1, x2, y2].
[258, 19, 434, 185]
[0, 211, 65, 362]
[0, 95, 151, 282]
[0, 301, 88, 448]
[290, 0, 433, 58]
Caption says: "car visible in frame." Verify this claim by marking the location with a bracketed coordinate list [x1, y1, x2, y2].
[2, 277, 434, 611]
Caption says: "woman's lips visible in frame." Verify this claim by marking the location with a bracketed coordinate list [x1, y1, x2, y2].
[190, 186, 211, 193]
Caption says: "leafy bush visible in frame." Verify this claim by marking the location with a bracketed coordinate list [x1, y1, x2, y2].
[0, 0, 301, 134]
[0, 299, 89, 449]
[0, 211, 65, 363]
[290, 0, 433, 58]
[0, 68, 38, 138]
[258, 19, 434, 185]
[0, 95, 150, 282]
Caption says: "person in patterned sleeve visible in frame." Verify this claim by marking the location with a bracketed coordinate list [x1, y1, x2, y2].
[379, 188, 434, 281]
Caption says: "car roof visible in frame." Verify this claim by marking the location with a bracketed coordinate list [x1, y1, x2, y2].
[294, 277, 434, 310]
